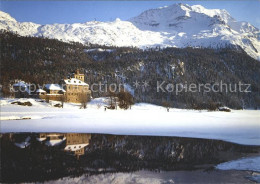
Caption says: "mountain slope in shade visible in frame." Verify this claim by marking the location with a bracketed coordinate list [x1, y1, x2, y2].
[0, 3, 259, 60]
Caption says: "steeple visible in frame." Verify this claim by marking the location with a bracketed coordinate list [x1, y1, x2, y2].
[74, 69, 84, 82]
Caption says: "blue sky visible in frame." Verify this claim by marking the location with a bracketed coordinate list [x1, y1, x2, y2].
[1, 1, 259, 28]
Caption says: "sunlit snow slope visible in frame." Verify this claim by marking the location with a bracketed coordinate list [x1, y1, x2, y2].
[0, 4, 259, 60]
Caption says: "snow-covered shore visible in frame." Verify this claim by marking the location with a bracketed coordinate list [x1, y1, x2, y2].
[216, 156, 260, 183]
[216, 156, 260, 172]
[1, 98, 259, 145]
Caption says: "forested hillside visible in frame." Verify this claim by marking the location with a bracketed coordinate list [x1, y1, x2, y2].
[1, 31, 260, 109]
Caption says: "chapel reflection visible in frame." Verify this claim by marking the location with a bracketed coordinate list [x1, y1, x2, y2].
[13, 133, 91, 158]
[38, 133, 91, 158]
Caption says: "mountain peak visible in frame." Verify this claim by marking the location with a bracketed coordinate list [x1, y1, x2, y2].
[0, 11, 16, 22]
[115, 18, 121, 22]
[0, 5, 259, 60]
[129, 3, 232, 29]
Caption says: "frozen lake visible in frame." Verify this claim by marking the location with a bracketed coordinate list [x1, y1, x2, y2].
[1, 98, 260, 145]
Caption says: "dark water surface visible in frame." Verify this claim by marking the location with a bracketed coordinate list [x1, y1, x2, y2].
[1, 133, 259, 183]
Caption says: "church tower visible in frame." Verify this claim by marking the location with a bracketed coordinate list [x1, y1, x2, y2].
[74, 69, 84, 82]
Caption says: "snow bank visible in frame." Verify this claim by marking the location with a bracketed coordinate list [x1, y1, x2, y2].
[216, 156, 260, 172]
[1, 98, 260, 145]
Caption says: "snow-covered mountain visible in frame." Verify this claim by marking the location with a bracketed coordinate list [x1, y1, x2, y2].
[0, 3, 259, 60]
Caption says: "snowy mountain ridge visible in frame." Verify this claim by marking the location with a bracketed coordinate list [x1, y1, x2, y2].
[0, 3, 259, 60]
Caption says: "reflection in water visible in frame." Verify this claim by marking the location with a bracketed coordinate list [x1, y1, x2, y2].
[15, 133, 91, 158]
[2, 133, 259, 183]
[65, 133, 91, 157]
